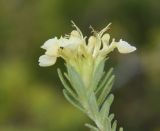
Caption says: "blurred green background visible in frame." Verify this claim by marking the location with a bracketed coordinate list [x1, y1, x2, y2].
[0, 0, 160, 131]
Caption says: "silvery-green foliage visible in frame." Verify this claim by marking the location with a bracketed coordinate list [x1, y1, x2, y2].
[58, 59, 123, 131]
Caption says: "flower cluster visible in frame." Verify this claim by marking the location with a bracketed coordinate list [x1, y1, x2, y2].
[39, 22, 136, 67]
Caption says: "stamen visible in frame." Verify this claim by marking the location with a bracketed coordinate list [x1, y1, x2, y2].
[89, 25, 98, 36]
[71, 20, 83, 38]
[98, 23, 112, 37]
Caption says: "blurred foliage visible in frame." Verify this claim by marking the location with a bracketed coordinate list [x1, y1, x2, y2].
[0, 0, 160, 131]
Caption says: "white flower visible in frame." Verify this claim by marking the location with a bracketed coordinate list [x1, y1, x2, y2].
[116, 39, 136, 53]
[39, 38, 60, 67]
[39, 29, 84, 67]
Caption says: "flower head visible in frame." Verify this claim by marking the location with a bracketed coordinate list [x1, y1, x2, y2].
[39, 22, 136, 88]
[39, 22, 136, 69]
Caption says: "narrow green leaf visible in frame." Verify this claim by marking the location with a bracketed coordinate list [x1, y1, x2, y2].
[92, 59, 106, 90]
[64, 72, 70, 81]
[57, 68, 77, 98]
[66, 64, 86, 101]
[103, 117, 112, 131]
[97, 75, 115, 106]
[112, 120, 117, 131]
[85, 123, 99, 131]
[63, 89, 85, 112]
[87, 92, 99, 120]
[109, 113, 115, 122]
[100, 94, 114, 123]
[95, 67, 114, 94]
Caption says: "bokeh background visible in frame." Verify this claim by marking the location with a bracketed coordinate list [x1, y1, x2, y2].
[0, 0, 160, 131]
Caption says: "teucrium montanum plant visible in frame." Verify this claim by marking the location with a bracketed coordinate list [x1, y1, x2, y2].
[38, 22, 136, 131]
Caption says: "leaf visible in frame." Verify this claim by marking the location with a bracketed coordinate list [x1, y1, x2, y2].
[85, 123, 99, 131]
[97, 75, 115, 106]
[64, 72, 70, 81]
[92, 59, 106, 90]
[87, 92, 99, 120]
[63, 89, 85, 112]
[57, 68, 77, 98]
[66, 64, 86, 102]
[99, 94, 114, 123]
[111, 120, 117, 131]
[109, 113, 115, 122]
[95, 67, 114, 94]
[103, 117, 112, 131]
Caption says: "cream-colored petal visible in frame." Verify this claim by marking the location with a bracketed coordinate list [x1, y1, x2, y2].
[69, 37, 83, 46]
[38, 55, 57, 67]
[87, 36, 96, 53]
[116, 39, 136, 53]
[59, 37, 70, 47]
[45, 44, 59, 56]
[41, 37, 58, 49]
[70, 30, 81, 38]
[102, 33, 110, 47]
[65, 29, 84, 48]
[59, 36, 83, 49]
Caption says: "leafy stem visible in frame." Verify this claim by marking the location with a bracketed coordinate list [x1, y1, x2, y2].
[57, 59, 123, 131]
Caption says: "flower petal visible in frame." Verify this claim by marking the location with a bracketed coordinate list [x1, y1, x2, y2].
[41, 37, 58, 49]
[38, 55, 57, 67]
[59, 34, 83, 49]
[102, 33, 110, 47]
[45, 44, 59, 56]
[116, 39, 136, 53]
[87, 36, 96, 53]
